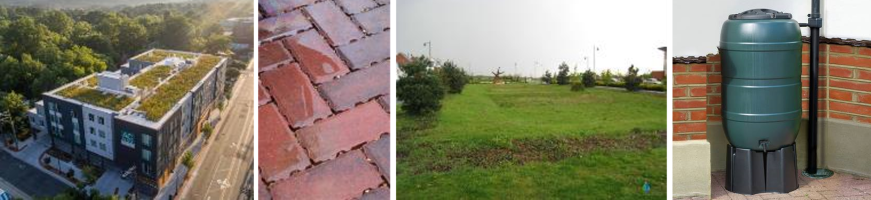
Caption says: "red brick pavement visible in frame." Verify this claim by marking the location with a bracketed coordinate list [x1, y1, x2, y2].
[258, 0, 391, 199]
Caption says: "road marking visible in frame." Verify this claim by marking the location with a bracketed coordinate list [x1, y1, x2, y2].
[218, 101, 255, 199]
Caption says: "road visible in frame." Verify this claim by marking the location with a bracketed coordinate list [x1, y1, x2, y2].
[181, 60, 255, 200]
[0, 149, 69, 199]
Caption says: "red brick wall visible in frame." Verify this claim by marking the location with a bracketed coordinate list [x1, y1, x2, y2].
[673, 61, 708, 141]
[673, 41, 871, 141]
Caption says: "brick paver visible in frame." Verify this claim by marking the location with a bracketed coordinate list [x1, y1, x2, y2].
[363, 135, 390, 182]
[259, 104, 312, 182]
[269, 150, 383, 200]
[258, 0, 390, 199]
[258, 83, 270, 106]
[259, 10, 312, 41]
[678, 172, 871, 200]
[283, 30, 350, 83]
[305, 1, 365, 46]
[319, 61, 389, 111]
[338, 32, 390, 70]
[259, 40, 293, 71]
[260, 63, 332, 128]
[297, 101, 388, 162]
[353, 5, 389, 34]
[360, 187, 390, 200]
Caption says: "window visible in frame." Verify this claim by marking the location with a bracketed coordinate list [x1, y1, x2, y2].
[99, 143, 106, 151]
[99, 130, 105, 138]
[98, 117, 104, 125]
[142, 134, 151, 147]
[90, 127, 95, 135]
[142, 149, 151, 161]
[90, 140, 96, 147]
[88, 114, 94, 121]
[121, 131, 135, 148]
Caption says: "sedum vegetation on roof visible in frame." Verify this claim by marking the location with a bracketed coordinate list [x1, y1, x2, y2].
[137, 55, 222, 121]
[130, 65, 172, 89]
[57, 85, 133, 111]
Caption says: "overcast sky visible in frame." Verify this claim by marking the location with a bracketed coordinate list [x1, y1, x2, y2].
[398, 0, 670, 77]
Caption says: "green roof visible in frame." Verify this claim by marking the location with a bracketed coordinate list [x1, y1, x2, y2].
[138, 55, 222, 121]
[57, 86, 134, 111]
[130, 65, 172, 89]
[134, 50, 198, 63]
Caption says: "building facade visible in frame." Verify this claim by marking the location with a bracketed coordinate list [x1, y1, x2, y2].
[39, 49, 227, 198]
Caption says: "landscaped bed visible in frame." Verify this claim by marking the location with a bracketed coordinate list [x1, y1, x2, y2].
[398, 84, 667, 199]
[57, 85, 134, 111]
[137, 55, 221, 121]
[130, 65, 173, 89]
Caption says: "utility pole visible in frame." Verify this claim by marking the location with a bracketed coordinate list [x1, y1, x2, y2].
[423, 41, 432, 59]
[593, 46, 600, 72]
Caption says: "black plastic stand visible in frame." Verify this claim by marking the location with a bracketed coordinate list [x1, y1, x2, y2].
[725, 144, 799, 194]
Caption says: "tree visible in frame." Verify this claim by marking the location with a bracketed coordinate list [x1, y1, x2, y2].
[556, 62, 570, 85]
[438, 61, 468, 94]
[397, 56, 444, 115]
[159, 14, 195, 50]
[202, 33, 231, 54]
[582, 69, 596, 88]
[1, 92, 28, 141]
[602, 69, 614, 85]
[624, 65, 642, 92]
[541, 70, 553, 84]
[37, 11, 74, 36]
[115, 20, 148, 58]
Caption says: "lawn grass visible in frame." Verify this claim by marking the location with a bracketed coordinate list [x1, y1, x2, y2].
[130, 65, 173, 89]
[57, 86, 133, 111]
[398, 84, 666, 199]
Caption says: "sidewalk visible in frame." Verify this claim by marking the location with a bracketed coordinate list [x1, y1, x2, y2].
[1, 132, 75, 188]
[679, 171, 871, 199]
[176, 60, 253, 198]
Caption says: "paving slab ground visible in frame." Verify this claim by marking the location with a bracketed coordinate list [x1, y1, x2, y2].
[258, 0, 390, 199]
[678, 171, 871, 200]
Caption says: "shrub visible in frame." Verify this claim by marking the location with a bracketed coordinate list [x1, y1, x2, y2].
[183, 151, 194, 168]
[569, 72, 584, 92]
[582, 69, 596, 88]
[556, 62, 570, 85]
[437, 61, 468, 94]
[202, 123, 213, 138]
[541, 70, 553, 84]
[624, 65, 642, 92]
[570, 82, 584, 91]
[398, 56, 445, 115]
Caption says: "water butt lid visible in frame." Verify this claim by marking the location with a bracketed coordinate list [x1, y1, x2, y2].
[729, 9, 792, 20]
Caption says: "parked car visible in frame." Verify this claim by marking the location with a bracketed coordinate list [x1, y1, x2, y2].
[0, 189, 12, 200]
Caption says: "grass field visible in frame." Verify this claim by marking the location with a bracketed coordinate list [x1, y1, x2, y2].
[397, 84, 667, 199]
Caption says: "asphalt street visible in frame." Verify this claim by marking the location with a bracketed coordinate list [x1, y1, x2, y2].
[0, 149, 69, 199]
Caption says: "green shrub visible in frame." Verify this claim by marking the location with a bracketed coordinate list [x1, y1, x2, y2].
[640, 84, 666, 91]
[570, 82, 584, 91]
[541, 70, 553, 84]
[624, 65, 642, 92]
[582, 69, 596, 88]
[398, 56, 445, 115]
[182, 151, 194, 168]
[437, 61, 468, 94]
